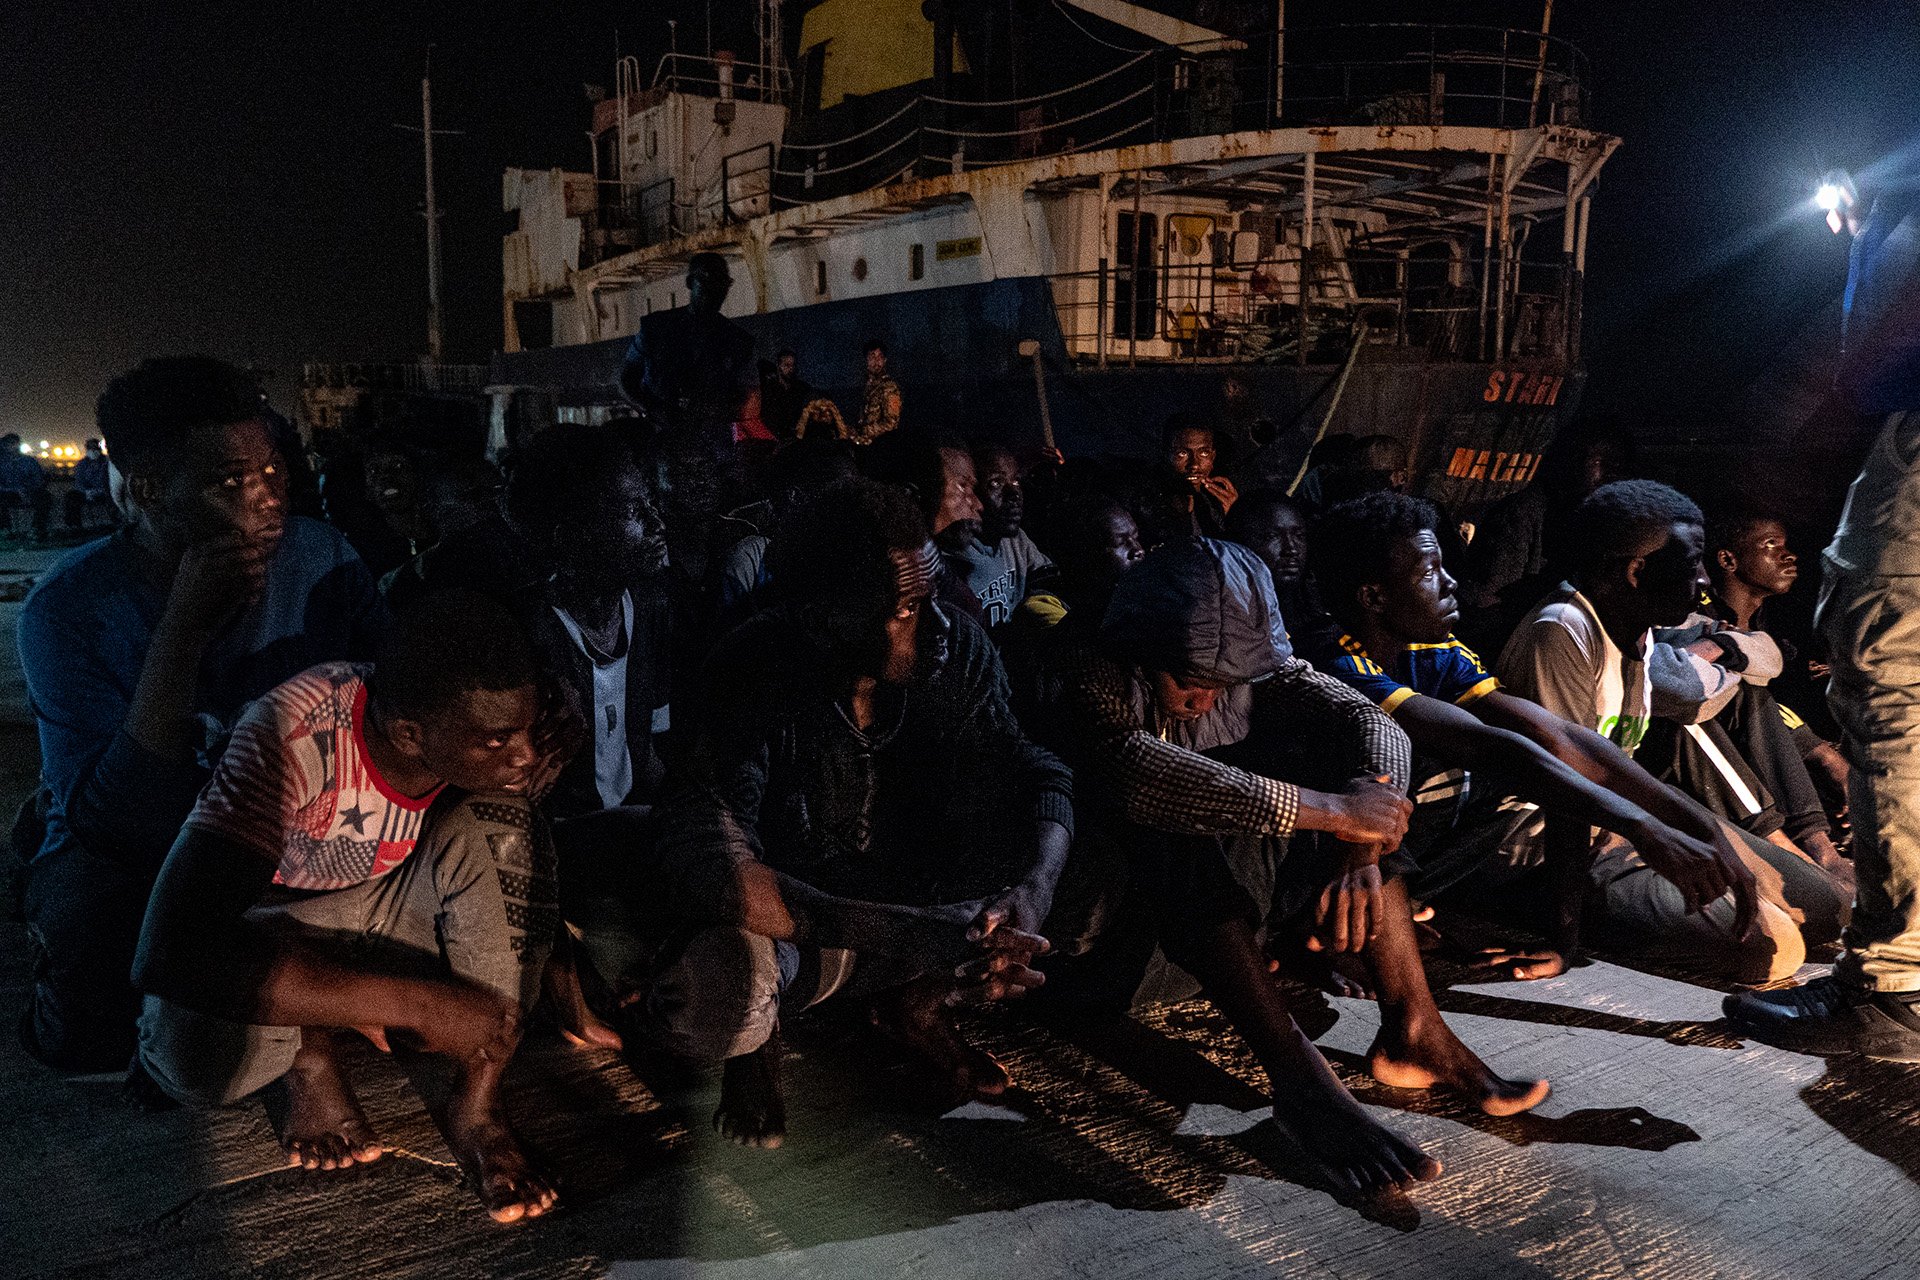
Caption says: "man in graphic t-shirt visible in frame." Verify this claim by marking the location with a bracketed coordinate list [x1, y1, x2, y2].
[952, 443, 1057, 631]
[133, 591, 566, 1225]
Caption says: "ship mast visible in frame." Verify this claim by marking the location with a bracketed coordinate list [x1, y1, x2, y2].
[757, 0, 785, 103]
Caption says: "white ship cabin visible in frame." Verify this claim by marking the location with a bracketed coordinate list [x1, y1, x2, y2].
[503, 18, 1618, 372]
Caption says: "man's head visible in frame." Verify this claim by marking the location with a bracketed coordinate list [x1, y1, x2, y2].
[1163, 419, 1217, 481]
[1311, 492, 1457, 644]
[775, 476, 950, 683]
[367, 589, 541, 793]
[865, 430, 980, 552]
[95, 356, 287, 558]
[1048, 495, 1146, 600]
[775, 350, 798, 380]
[765, 437, 856, 518]
[1226, 490, 1310, 587]
[864, 340, 889, 377]
[361, 434, 432, 544]
[1102, 538, 1291, 724]
[686, 252, 733, 315]
[1707, 510, 1798, 600]
[972, 443, 1024, 542]
[505, 422, 666, 594]
[0, 434, 20, 453]
[1569, 480, 1707, 628]
[84, 438, 104, 458]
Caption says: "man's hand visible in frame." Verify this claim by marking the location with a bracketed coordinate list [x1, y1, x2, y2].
[1326, 776, 1413, 851]
[401, 984, 521, 1065]
[951, 924, 1051, 1003]
[1196, 475, 1239, 512]
[525, 686, 585, 803]
[969, 879, 1054, 941]
[1633, 819, 1760, 939]
[1468, 946, 1568, 981]
[165, 530, 275, 636]
[1306, 855, 1385, 954]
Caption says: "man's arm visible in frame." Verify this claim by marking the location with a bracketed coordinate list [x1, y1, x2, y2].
[1474, 689, 1759, 934]
[1067, 650, 1407, 845]
[133, 828, 512, 1060]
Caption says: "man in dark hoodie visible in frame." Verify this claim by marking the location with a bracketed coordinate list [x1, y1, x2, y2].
[1027, 537, 1548, 1200]
[639, 477, 1072, 1148]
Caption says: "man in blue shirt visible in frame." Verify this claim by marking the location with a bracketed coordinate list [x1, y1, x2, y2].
[17, 357, 386, 1071]
[0, 432, 52, 540]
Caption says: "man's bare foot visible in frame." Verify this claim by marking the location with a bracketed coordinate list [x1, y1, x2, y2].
[1267, 1037, 1443, 1196]
[1367, 1016, 1550, 1117]
[871, 979, 1010, 1099]
[714, 1030, 787, 1149]
[446, 1078, 557, 1224]
[542, 946, 623, 1051]
[282, 1033, 383, 1171]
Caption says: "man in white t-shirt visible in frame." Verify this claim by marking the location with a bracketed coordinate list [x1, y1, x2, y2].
[133, 591, 567, 1225]
[1499, 481, 1845, 981]
[953, 443, 1058, 630]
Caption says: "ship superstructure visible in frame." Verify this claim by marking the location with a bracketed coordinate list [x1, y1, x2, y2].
[496, 5, 1618, 513]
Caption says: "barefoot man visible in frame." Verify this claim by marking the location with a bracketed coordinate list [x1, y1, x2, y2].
[635, 477, 1071, 1148]
[133, 591, 564, 1222]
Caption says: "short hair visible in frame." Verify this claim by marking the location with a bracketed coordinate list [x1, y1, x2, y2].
[504, 422, 635, 538]
[1160, 414, 1213, 452]
[687, 251, 730, 280]
[1705, 506, 1783, 559]
[970, 440, 1017, 471]
[862, 427, 966, 521]
[863, 339, 888, 358]
[772, 476, 928, 619]
[0, 434, 18, 449]
[1224, 488, 1307, 543]
[775, 348, 797, 362]
[1569, 480, 1703, 575]
[95, 357, 263, 477]
[1310, 492, 1442, 622]
[369, 589, 538, 721]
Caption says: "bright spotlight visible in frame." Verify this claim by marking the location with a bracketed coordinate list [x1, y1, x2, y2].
[1816, 170, 1858, 235]
[1815, 183, 1844, 212]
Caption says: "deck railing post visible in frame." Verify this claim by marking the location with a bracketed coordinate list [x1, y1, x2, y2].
[1096, 258, 1109, 368]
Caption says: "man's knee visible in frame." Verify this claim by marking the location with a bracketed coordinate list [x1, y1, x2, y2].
[136, 997, 298, 1108]
[1724, 901, 1808, 986]
[647, 926, 781, 1062]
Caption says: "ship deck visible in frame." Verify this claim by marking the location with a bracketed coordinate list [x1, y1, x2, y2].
[2, 541, 1916, 1280]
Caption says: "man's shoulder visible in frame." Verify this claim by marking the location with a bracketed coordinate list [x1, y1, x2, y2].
[259, 662, 369, 714]
[279, 515, 359, 566]
[23, 532, 135, 621]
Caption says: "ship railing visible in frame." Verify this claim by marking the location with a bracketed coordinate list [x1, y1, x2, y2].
[1042, 250, 1573, 368]
[768, 24, 1589, 208]
[1272, 23, 1592, 131]
[649, 51, 792, 105]
[300, 363, 489, 394]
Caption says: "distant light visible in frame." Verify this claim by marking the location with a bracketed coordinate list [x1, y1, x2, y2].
[16, 443, 29, 456]
[1815, 183, 1844, 212]
[37, 440, 48, 450]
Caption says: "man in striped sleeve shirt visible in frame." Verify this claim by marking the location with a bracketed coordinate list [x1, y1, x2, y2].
[132, 592, 564, 1225]
[1029, 536, 1535, 1200]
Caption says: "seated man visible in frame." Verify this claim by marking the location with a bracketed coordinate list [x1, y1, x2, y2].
[19, 357, 385, 1071]
[953, 443, 1058, 631]
[133, 591, 560, 1223]
[642, 477, 1071, 1148]
[0, 432, 52, 540]
[1495, 481, 1847, 978]
[1027, 537, 1540, 1198]
[64, 437, 115, 531]
[1226, 488, 1340, 660]
[1306, 491, 1802, 982]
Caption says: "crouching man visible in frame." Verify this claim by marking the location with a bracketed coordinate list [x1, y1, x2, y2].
[132, 591, 562, 1223]
[642, 477, 1072, 1148]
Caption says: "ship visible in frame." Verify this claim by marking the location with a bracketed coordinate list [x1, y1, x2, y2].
[491, 1, 1618, 515]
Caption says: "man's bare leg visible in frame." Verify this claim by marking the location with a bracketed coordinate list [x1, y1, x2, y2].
[1186, 916, 1442, 1196]
[871, 976, 1011, 1099]
[714, 1023, 787, 1149]
[541, 939, 622, 1051]
[282, 1028, 383, 1170]
[443, 1050, 557, 1224]
[1363, 878, 1550, 1116]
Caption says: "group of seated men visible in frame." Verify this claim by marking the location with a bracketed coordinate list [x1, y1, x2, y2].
[11, 346, 1882, 1226]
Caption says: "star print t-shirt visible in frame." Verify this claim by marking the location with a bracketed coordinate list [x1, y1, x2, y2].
[186, 663, 444, 890]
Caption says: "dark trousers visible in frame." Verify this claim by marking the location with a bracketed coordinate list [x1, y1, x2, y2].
[21, 840, 154, 1070]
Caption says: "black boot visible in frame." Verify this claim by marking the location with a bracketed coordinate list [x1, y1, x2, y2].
[1724, 974, 1920, 1063]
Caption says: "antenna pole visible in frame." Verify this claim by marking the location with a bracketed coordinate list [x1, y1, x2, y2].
[422, 58, 445, 364]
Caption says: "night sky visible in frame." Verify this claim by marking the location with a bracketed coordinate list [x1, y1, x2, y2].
[4, 2, 1916, 447]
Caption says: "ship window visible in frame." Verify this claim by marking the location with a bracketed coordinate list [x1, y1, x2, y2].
[852, 256, 869, 282]
[648, 131, 658, 159]
[815, 261, 827, 295]
[909, 243, 925, 281]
